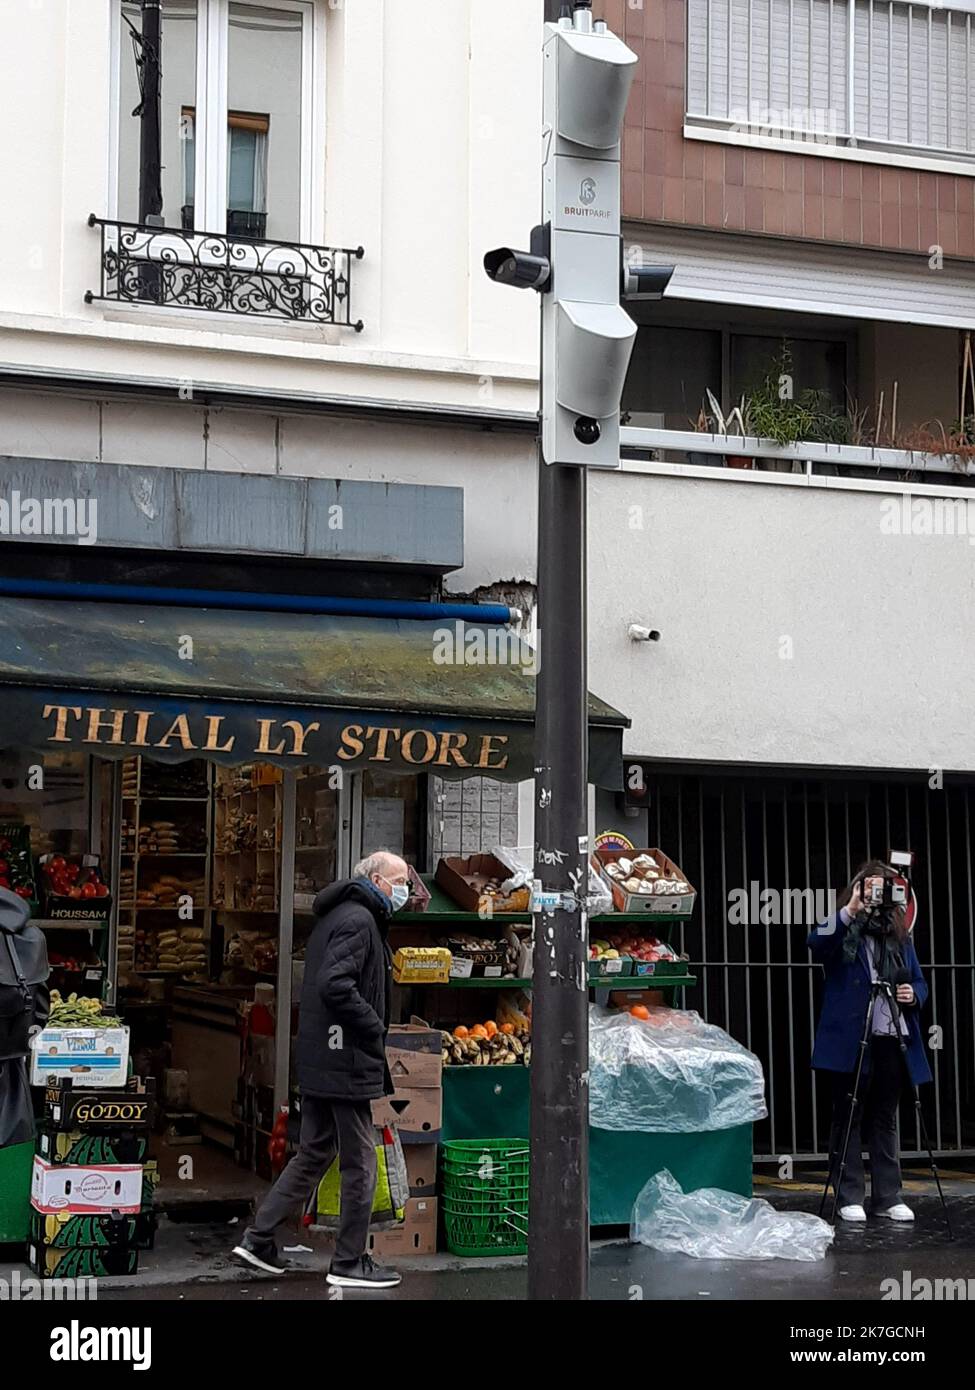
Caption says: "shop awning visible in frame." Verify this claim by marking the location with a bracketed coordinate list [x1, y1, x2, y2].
[0, 597, 629, 787]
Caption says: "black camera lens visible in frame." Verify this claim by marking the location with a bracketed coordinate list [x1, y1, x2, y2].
[574, 416, 601, 445]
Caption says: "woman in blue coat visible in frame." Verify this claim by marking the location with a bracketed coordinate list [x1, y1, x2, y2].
[807, 860, 931, 1224]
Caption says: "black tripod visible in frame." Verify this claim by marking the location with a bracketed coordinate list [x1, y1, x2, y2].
[819, 975, 953, 1237]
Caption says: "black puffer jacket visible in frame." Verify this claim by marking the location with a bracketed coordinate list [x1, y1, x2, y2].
[295, 879, 394, 1101]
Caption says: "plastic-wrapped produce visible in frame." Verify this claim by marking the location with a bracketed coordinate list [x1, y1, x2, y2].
[631, 1169, 834, 1261]
[589, 1005, 768, 1132]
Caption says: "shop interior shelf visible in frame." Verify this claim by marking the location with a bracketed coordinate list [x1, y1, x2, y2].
[123, 795, 210, 803]
[126, 851, 209, 858]
[35, 919, 110, 931]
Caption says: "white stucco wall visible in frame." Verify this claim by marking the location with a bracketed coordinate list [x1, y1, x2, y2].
[588, 468, 975, 773]
[0, 0, 541, 414]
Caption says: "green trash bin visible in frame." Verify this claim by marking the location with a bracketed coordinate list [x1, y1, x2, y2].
[0, 1141, 34, 1244]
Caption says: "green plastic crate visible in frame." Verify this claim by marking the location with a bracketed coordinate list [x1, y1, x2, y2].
[443, 1205, 528, 1257]
[442, 1139, 529, 1256]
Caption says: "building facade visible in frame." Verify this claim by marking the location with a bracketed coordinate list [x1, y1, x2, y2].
[1, 0, 973, 1160]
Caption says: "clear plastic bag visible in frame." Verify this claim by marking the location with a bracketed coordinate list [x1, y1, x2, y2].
[632, 1169, 834, 1261]
[589, 1005, 768, 1132]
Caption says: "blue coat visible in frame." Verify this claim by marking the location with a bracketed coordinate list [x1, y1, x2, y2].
[807, 913, 932, 1086]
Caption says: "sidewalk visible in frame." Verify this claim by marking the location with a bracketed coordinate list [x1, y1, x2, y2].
[6, 1177, 972, 1301]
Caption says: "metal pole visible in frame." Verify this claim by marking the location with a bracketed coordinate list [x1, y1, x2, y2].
[529, 452, 591, 1300]
[529, 0, 591, 1304]
[138, 0, 163, 226]
[138, 0, 163, 303]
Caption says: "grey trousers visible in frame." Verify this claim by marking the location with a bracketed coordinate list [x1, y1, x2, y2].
[828, 1037, 906, 1211]
[251, 1094, 377, 1264]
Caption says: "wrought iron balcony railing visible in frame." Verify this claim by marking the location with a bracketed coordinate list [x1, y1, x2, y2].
[86, 215, 364, 330]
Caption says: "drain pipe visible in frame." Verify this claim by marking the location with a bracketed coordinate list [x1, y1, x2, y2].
[0, 576, 520, 625]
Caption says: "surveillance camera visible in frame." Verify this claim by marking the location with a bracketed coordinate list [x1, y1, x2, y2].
[622, 264, 675, 301]
[574, 416, 601, 445]
[627, 624, 661, 643]
[484, 247, 551, 291]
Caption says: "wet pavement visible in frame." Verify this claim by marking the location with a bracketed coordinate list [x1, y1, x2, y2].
[91, 1188, 974, 1302]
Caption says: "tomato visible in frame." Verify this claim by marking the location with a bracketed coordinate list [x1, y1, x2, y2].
[49, 855, 66, 870]
[65, 863, 81, 882]
[95, 883, 109, 898]
[68, 887, 83, 899]
[14, 885, 32, 899]
[80, 882, 98, 898]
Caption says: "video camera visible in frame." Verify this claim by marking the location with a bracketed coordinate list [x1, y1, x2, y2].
[858, 849, 914, 912]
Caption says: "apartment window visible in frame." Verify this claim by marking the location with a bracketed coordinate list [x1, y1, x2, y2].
[116, 0, 318, 242]
[686, 0, 975, 169]
[623, 322, 850, 424]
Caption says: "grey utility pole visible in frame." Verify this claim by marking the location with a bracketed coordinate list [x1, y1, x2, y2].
[486, 1, 670, 1300]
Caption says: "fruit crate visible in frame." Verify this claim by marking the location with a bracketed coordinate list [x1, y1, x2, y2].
[443, 1205, 528, 1256]
[442, 1138, 529, 1256]
[588, 957, 632, 980]
[629, 958, 685, 977]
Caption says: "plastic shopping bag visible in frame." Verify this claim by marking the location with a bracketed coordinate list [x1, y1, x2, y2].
[631, 1169, 834, 1261]
[312, 1124, 409, 1230]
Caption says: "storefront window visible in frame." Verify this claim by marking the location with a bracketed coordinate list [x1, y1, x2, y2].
[293, 766, 340, 906]
[360, 770, 420, 865]
[0, 749, 90, 858]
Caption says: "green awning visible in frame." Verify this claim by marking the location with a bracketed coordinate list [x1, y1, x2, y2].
[0, 597, 628, 786]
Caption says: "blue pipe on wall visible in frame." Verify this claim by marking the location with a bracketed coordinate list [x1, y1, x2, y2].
[0, 576, 517, 625]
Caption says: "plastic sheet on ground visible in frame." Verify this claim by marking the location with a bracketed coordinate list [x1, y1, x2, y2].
[631, 1169, 834, 1261]
[589, 1005, 768, 1132]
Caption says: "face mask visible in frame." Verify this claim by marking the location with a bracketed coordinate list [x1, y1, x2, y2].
[379, 876, 410, 912]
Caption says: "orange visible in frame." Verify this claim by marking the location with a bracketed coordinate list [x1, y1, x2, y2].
[470, 1024, 489, 1039]
[629, 1005, 651, 1021]
[453, 1026, 469, 1040]
[499, 1023, 515, 1035]
[484, 1020, 498, 1037]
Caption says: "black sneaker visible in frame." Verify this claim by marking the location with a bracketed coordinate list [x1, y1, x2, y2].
[326, 1254, 402, 1289]
[231, 1229, 289, 1275]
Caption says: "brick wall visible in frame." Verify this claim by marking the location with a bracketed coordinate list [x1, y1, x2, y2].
[605, 0, 975, 256]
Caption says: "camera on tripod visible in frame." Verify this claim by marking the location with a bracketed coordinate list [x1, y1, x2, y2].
[859, 849, 914, 911]
[860, 875, 908, 909]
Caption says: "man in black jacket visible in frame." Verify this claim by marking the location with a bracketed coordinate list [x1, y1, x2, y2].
[233, 851, 410, 1289]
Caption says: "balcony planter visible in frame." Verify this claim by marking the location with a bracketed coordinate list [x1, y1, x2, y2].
[622, 426, 975, 479]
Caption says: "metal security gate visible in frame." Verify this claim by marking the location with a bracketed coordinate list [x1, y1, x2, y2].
[645, 771, 975, 1162]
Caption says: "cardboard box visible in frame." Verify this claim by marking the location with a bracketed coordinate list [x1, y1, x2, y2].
[386, 1025, 443, 1089]
[35, 1125, 150, 1167]
[29, 1208, 155, 1251]
[371, 1086, 442, 1144]
[435, 855, 531, 914]
[31, 1157, 144, 1216]
[366, 1198, 438, 1257]
[30, 1026, 130, 1088]
[607, 989, 666, 1009]
[593, 848, 697, 916]
[28, 1243, 139, 1279]
[43, 1078, 156, 1133]
[404, 1143, 438, 1196]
